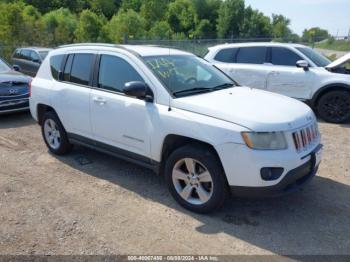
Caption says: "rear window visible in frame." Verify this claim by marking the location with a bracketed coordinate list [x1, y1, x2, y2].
[69, 54, 94, 86]
[236, 47, 267, 64]
[13, 49, 21, 59]
[214, 48, 238, 63]
[50, 55, 64, 80]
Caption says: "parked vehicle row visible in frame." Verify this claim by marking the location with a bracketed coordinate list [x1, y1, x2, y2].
[29, 44, 323, 213]
[205, 43, 350, 123]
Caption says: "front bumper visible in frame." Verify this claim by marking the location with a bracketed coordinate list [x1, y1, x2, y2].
[216, 141, 323, 196]
[230, 157, 319, 198]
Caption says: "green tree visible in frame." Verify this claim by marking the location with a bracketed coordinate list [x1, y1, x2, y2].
[166, 0, 197, 38]
[22, 5, 42, 45]
[22, 0, 87, 13]
[0, 2, 26, 46]
[193, 0, 221, 39]
[41, 8, 78, 46]
[149, 21, 173, 40]
[302, 27, 330, 43]
[194, 19, 215, 39]
[271, 14, 292, 39]
[216, 0, 245, 38]
[75, 9, 107, 42]
[88, 0, 119, 19]
[140, 0, 169, 29]
[120, 0, 142, 12]
[241, 6, 271, 38]
[107, 9, 146, 43]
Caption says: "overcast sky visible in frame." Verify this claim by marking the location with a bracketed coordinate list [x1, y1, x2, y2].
[245, 0, 350, 36]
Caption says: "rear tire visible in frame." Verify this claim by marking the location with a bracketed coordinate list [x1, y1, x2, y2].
[41, 111, 72, 155]
[164, 144, 229, 213]
[317, 90, 350, 123]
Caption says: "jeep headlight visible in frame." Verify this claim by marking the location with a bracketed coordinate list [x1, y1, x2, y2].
[241, 132, 287, 150]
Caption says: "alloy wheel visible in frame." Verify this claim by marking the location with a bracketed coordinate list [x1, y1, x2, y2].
[43, 119, 61, 150]
[172, 158, 214, 205]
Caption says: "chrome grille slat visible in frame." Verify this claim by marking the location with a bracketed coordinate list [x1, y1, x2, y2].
[292, 123, 319, 152]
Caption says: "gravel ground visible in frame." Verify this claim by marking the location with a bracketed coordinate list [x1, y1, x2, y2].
[0, 112, 349, 256]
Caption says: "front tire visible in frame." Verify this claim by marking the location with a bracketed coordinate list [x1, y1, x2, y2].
[41, 111, 72, 155]
[164, 144, 229, 213]
[317, 90, 350, 123]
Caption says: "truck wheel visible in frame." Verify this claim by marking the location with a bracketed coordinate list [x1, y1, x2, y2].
[41, 111, 72, 155]
[317, 90, 350, 123]
[164, 144, 229, 213]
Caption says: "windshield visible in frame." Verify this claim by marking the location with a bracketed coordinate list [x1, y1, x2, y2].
[296, 47, 331, 67]
[143, 55, 235, 98]
[39, 51, 49, 60]
[0, 59, 10, 73]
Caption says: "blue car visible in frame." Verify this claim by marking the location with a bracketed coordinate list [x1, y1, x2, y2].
[0, 57, 31, 114]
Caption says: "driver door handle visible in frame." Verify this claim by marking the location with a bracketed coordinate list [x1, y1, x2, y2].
[93, 96, 107, 105]
[270, 71, 280, 76]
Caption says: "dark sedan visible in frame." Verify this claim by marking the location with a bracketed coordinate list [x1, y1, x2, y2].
[0, 58, 31, 114]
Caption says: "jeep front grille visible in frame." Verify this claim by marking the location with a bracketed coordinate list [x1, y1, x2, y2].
[292, 123, 319, 152]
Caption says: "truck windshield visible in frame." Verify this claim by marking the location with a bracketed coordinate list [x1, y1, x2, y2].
[296, 47, 331, 67]
[143, 55, 235, 98]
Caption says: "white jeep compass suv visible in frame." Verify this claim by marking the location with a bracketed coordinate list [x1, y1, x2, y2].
[30, 44, 323, 213]
[205, 43, 350, 123]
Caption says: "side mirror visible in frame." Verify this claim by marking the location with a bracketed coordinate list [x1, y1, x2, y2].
[123, 81, 154, 102]
[32, 59, 41, 64]
[13, 65, 20, 72]
[296, 60, 309, 71]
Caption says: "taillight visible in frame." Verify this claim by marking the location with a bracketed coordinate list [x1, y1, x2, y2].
[28, 78, 33, 97]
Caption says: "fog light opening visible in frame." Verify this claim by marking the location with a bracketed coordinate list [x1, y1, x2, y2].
[260, 167, 284, 181]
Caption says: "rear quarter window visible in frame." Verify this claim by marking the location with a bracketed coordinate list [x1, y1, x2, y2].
[214, 48, 238, 63]
[50, 55, 64, 80]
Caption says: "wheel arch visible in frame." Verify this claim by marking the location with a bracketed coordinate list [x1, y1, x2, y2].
[37, 104, 56, 125]
[311, 83, 350, 108]
[159, 134, 223, 175]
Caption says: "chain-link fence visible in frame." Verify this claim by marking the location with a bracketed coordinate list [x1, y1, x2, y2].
[1, 36, 349, 63]
[127, 38, 303, 57]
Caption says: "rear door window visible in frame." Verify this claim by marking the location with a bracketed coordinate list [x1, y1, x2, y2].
[68, 54, 94, 86]
[214, 48, 238, 63]
[21, 50, 31, 60]
[236, 47, 267, 64]
[271, 47, 302, 66]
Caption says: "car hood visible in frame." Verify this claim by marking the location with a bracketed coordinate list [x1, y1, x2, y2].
[172, 87, 315, 132]
[0, 70, 31, 84]
[325, 52, 350, 69]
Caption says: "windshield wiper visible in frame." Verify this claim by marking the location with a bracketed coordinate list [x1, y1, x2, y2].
[173, 87, 213, 97]
[211, 83, 234, 90]
[173, 83, 234, 97]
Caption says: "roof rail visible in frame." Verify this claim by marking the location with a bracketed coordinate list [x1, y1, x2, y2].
[58, 43, 123, 48]
[57, 43, 141, 57]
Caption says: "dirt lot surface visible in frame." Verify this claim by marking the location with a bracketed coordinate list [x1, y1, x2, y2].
[0, 112, 349, 256]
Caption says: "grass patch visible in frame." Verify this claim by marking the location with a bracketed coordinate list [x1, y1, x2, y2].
[315, 40, 350, 52]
